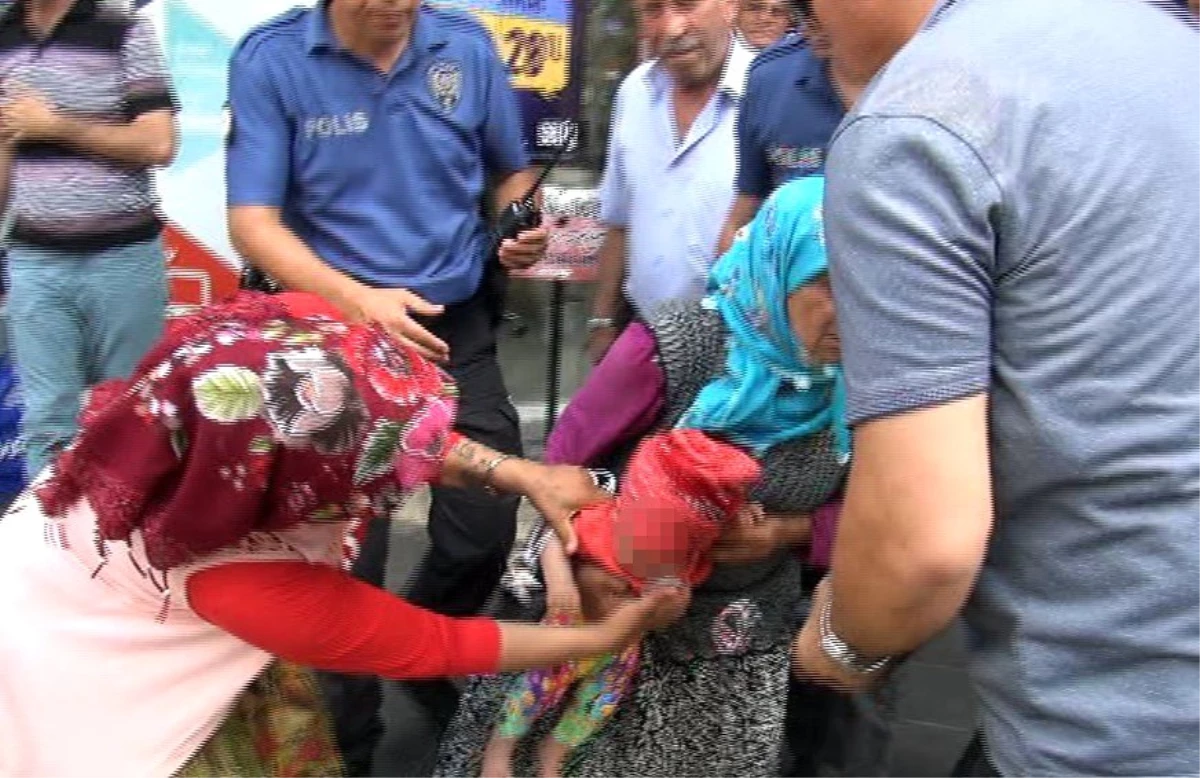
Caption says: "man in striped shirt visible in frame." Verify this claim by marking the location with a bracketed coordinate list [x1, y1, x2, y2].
[0, 0, 178, 478]
[1146, 0, 1199, 27]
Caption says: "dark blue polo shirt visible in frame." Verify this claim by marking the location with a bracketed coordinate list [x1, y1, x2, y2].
[226, 4, 529, 304]
[735, 35, 844, 198]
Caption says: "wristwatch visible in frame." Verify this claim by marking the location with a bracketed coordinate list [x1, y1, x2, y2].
[586, 317, 616, 333]
[817, 595, 894, 675]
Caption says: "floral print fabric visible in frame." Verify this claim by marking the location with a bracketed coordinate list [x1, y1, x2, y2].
[174, 661, 345, 778]
[496, 611, 642, 749]
[37, 292, 458, 570]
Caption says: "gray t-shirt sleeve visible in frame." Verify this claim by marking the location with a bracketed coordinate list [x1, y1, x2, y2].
[826, 114, 1002, 426]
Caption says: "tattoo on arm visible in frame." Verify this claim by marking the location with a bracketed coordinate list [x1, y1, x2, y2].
[447, 438, 495, 485]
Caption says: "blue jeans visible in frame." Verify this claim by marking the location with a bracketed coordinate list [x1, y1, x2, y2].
[5, 238, 167, 478]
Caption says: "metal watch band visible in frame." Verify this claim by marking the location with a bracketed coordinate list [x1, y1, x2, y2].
[817, 594, 893, 676]
[587, 317, 616, 333]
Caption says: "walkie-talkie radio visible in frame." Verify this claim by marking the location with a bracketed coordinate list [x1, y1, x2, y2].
[490, 124, 578, 251]
[483, 124, 579, 326]
[239, 263, 283, 295]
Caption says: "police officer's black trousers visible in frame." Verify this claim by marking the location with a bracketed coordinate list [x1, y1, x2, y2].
[952, 732, 1002, 777]
[318, 288, 523, 776]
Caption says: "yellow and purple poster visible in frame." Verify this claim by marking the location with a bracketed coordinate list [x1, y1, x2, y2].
[430, 0, 584, 154]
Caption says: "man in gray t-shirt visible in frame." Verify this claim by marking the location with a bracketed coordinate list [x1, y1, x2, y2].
[790, 1, 1199, 775]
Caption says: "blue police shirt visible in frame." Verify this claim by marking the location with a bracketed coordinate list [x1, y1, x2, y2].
[226, 5, 529, 304]
[735, 35, 844, 198]
[421, 3, 497, 50]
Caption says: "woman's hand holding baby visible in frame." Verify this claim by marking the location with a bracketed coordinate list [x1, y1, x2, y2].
[601, 584, 691, 650]
[520, 465, 613, 554]
[711, 504, 813, 565]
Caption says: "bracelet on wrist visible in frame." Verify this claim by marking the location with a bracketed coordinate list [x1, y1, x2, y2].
[817, 591, 894, 676]
[587, 317, 616, 334]
[481, 453, 515, 496]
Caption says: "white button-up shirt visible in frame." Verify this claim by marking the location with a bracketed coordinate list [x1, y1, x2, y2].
[598, 39, 753, 319]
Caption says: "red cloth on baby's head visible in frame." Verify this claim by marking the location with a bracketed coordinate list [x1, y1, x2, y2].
[574, 429, 761, 591]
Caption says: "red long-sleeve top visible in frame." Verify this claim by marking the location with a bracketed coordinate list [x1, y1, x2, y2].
[188, 561, 502, 679]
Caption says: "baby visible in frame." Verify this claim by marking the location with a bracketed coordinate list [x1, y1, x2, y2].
[478, 537, 642, 778]
[481, 430, 762, 778]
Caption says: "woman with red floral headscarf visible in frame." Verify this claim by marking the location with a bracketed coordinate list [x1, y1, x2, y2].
[0, 292, 688, 778]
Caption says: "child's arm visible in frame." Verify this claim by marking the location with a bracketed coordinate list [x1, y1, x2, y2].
[541, 534, 583, 620]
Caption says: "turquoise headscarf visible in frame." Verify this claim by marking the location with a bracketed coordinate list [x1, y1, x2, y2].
[677, 175, 849, 462]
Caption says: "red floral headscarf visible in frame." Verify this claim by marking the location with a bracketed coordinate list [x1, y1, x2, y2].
[37, 292, 458, 570]
[574, 429, 762, 592]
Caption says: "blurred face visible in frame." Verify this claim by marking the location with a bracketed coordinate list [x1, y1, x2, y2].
[639, 0, 737, 88]
[737, 0, 793, 49]
[332, 0, 418, 47]
[787, 275, 840, 365]
[577, 563, 635, 620]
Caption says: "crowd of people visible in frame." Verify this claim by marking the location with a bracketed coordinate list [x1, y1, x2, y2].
[0, 0, 1198, 777]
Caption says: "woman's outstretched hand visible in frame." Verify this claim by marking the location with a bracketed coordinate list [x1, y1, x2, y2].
[439, 440, 609, 553]
[601, 583, 691, 648]
[495, 584, 691, 673]
[522, 464, 612, 554]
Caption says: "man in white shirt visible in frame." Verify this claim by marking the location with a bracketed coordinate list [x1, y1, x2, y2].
[586, 0, 752, 363]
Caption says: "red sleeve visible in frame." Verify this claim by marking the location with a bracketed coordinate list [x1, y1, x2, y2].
[187, 561, 502, 679]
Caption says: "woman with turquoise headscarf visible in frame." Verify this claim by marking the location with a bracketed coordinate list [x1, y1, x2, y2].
[680, 174, 849, 461]
[437, 175, 855, 778]
[564, 173, 848, 616]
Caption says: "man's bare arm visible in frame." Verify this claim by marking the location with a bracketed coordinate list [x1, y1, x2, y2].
[584, 226, 629, 363]
[51, 110, 178, 167]
[830, 394, 993, 657]
[229, 206, 365, 311]
[716, 194, 763, 256]
[0, 137, 16, 215]
[591, 227, 628, 322]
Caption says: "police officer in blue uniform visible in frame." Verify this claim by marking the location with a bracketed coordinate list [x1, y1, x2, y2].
[716, 2, 845, 255]
[225, 0, 547, 773]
